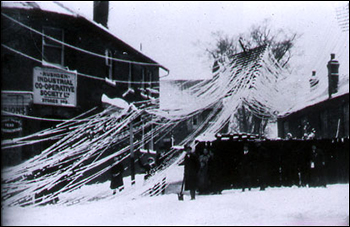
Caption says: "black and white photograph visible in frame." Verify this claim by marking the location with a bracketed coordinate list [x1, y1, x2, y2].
[1, 1, 349, 226]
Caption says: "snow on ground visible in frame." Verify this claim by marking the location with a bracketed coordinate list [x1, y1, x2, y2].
[2, 177, 349, 226]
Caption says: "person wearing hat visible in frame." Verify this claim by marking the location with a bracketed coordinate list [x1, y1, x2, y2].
[309, 144, 326, 187]
[110, 156, 125, 195]
[239, 143, 254, 192]
[183, 144, 200, 200]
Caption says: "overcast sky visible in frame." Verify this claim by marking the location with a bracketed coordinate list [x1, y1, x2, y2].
[60, 1, 349, 80]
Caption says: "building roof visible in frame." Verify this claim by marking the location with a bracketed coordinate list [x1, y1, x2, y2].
[159, 79, 208, 110]
[1, 1, 168, 71]
[1, 1, 78, 17]
[278, 75, 349, 117]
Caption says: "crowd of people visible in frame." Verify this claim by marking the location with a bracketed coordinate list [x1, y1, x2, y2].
[108, 138, 348, 198]
[182, 138, 349, 199]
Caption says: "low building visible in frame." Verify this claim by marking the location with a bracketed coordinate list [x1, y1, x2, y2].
[277, 54, 349, 139]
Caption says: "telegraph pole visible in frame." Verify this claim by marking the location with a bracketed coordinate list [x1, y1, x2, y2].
[130, 121, 135, 185]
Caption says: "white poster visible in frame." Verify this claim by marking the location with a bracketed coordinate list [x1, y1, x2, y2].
[33, 67, 77, 107]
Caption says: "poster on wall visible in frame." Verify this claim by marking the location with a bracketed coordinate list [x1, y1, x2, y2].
[33, 67, 77, 107]
[1, 91, 33, 135]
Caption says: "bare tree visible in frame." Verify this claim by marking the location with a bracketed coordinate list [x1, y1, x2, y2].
[204, 19, 301, 136]
[205, 31, 238, 61]
[206, 19, 301, 68]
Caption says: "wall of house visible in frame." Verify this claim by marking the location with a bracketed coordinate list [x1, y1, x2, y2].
[1, 8, 160, 165]
[278, 94, 349, 139]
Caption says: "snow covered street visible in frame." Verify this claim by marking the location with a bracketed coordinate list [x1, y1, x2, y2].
[2, 183, 348, 226]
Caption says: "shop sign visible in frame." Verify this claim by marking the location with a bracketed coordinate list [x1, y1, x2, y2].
[33, 67, 77, 107]
[1, 117, 22, 133]
[1, 91, 33, 134]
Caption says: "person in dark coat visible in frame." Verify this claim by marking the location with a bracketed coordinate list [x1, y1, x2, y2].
[209, 146, 224, 194]
[256, 142, 269, 191]
[296, 143, 309, 187]
[110, 156, 124, 194]
[240, 143, 253, 192]
[184, 145, 200, 200]
[309, 145, 327, 187]
[197, 147, 212, 194]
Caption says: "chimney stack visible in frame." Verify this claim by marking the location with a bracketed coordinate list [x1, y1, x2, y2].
[93, 1, 109, 28]
[327, 53, 340, 98]
[309, 70, 319, 91]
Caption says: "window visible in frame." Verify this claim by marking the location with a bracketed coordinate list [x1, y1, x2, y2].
[147, 70, 153, 96]
[105, 49, 113, 79]
[148, 70, 153, 86]
[42, 27, 64, 66]
[141, 68, 145, 91]
[123, 63, 135, 97]
[192, 116, 198, 126]
[128, 63, 133, 90]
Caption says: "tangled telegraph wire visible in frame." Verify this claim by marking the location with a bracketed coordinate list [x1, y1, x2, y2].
[1, 44, 286, 207]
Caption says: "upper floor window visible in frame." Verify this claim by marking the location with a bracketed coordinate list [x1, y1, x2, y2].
[105, 49, 113, 79]
[122, 63, 135, 97]
[141, 68, 145, 91]
[128, 63, 134, 90]
[42, 27, 64, 66]
[147, 70, 153, 96]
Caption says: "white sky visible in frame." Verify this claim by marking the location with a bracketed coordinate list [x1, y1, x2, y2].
[60, 1, 349, 80]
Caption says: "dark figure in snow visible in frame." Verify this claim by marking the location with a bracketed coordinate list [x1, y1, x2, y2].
[110, 156, 124, 194]
[240, 143, 254, 192]
[209, 147, 224, 194]
[138, 156, 156, 181]
[309, 145, 327, 187]
[295, 144, 309, 187]
[281, 142, 299, 187]
[256, 142, 269, 191]
[197, 147, 212, 194]
[184, 145, 200, 200]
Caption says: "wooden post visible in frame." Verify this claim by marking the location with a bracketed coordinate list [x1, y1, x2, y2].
[141, 116, 145, 149]
[130, 121, 135, 185]
[336, 118, 341, 138]
[149, 123, 154, 151]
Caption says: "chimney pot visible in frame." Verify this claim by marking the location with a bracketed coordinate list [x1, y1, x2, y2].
[309, 71, 319, 90]
[327, 53, 340, 98]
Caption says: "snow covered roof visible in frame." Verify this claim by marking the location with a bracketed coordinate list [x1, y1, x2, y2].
[277, 23, 349, 118]
[159, 79, 207, 110]
[278, 75, 349, 117]
[1, 1, 78, 17]
[195, 134, 217, 142]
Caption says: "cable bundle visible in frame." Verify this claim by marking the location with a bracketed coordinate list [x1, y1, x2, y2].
[2, 17, 288, 205]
